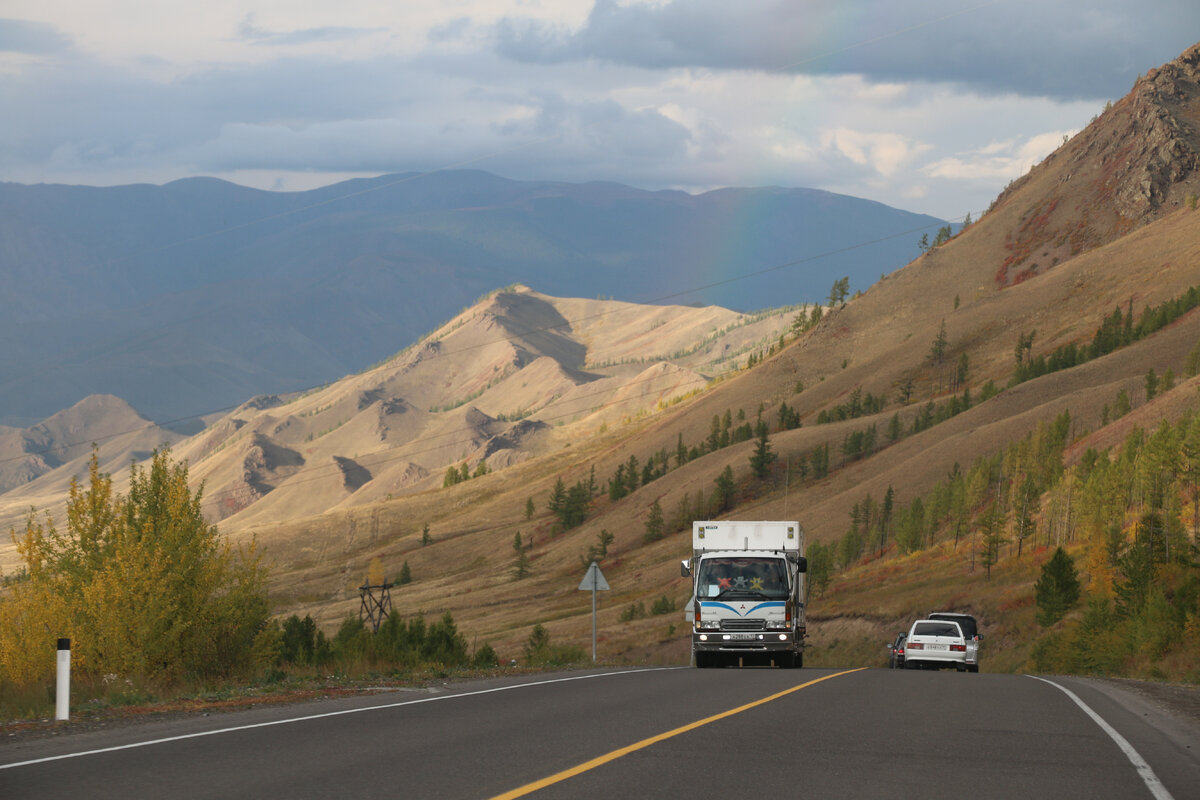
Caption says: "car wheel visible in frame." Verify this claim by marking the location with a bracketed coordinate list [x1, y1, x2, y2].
[969, 665, 979, 673]
[904, 660, 919, 670]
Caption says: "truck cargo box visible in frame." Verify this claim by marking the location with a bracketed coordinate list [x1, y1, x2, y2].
[692, 521, 801, 555]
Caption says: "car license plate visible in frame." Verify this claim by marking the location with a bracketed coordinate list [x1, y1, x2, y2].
[926, 643, 948, 651]
[729, 633, 757, 641]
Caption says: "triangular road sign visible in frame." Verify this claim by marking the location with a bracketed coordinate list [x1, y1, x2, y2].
[577, 561, 610, 591]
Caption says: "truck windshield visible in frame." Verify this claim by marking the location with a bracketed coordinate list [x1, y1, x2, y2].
[697, 557, 789, 599]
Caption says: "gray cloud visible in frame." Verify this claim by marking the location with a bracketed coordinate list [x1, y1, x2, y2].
[492, 0, 1200, 101]
[0, 18, 72, 54]
[3, 2, 1189, 220]
[2, 40, 692, 183]
[236, 13, 384, 46]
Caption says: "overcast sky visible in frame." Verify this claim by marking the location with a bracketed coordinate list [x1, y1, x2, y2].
[3, 1, 1197, 219]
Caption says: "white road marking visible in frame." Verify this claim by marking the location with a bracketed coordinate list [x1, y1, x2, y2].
[0, 667, 684, 771]
[1028, 675, 1174, 800]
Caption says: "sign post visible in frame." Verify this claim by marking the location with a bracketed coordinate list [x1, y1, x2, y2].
[577, 561, 610, 662]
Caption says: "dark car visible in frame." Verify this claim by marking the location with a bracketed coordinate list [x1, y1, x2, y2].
[886, 632, 907, 669]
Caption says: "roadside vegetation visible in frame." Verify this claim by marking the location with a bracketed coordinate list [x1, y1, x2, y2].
[0, 450, 576, 723]
[810, 393, 1200, 682]
[0, 449, 269, 718]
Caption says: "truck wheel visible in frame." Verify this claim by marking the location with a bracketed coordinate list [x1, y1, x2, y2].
[795, 651, 803, 669]
[775, 652, 794, 669]
[695, 652, 711, 668]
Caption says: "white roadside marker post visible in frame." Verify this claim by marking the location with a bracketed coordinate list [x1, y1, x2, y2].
[56, 638, 70, 722]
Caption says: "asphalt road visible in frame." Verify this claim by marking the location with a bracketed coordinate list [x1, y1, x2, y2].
[3, 666, 1199, 799]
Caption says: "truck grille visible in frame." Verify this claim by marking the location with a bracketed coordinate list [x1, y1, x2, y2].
[721, 619, 765, 632]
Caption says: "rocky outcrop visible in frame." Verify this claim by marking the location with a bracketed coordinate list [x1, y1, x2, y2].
[990, 42, 1200, 287]
[333, 456, 372, 492]
[1107, 42, 1200, 218]
[240, 433, 306, 496]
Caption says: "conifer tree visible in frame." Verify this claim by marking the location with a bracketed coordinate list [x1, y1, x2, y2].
[548, 477, 567, 515]
[929, 320, 949, 365]
[643, 499, 666, 543]
[624, 455, 640, 493]
[512, 531, 530, 579]
[1035, 547, 1081, 626]
[749, 423, 774, 479]
[713, 465, 735, 512]
[708, 415, 723, 452]
[1114, 388, 1132, 418]
[608, 464, 627, 501]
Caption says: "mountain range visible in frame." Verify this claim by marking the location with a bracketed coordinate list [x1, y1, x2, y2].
[0, 171, 946, 427]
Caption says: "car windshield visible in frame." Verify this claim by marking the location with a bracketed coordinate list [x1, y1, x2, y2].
[913, 622, 961, 637]
[697, 557, 789, 599]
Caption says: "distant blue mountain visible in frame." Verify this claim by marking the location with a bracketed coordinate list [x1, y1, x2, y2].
[0, 170, 946, 425]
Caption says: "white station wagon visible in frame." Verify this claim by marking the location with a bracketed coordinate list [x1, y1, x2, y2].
[903, 619, 968, 671]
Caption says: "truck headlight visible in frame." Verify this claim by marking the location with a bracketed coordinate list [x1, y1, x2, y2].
[697, 620, 720, 631]
[765, 620, 790, 630]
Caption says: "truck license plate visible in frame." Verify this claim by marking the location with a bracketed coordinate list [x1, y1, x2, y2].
[729, 633, 758, 641]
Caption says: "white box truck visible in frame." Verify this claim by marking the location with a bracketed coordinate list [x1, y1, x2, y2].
[682, 520, 807, 668]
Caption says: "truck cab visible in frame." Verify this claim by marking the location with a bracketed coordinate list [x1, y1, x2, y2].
[683, 521, 807, 668]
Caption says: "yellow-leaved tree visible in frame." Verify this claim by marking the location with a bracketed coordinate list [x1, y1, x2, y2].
[0, 448, 269, 686]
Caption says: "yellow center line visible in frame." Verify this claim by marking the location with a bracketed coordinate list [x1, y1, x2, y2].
[488, 667, 867, 799]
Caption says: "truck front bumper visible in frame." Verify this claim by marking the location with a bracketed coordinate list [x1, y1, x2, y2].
[692, 631, 800, 653]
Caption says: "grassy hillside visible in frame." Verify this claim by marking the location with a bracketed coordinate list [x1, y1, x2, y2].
[226, 44, 1200, 675]
[223, 201, 1200, 673]
[5, 44, 1200, 692]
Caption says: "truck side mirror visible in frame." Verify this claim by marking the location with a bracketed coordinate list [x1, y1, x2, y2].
[796, 556, 808, 574]
[680, 559, 691, 578]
